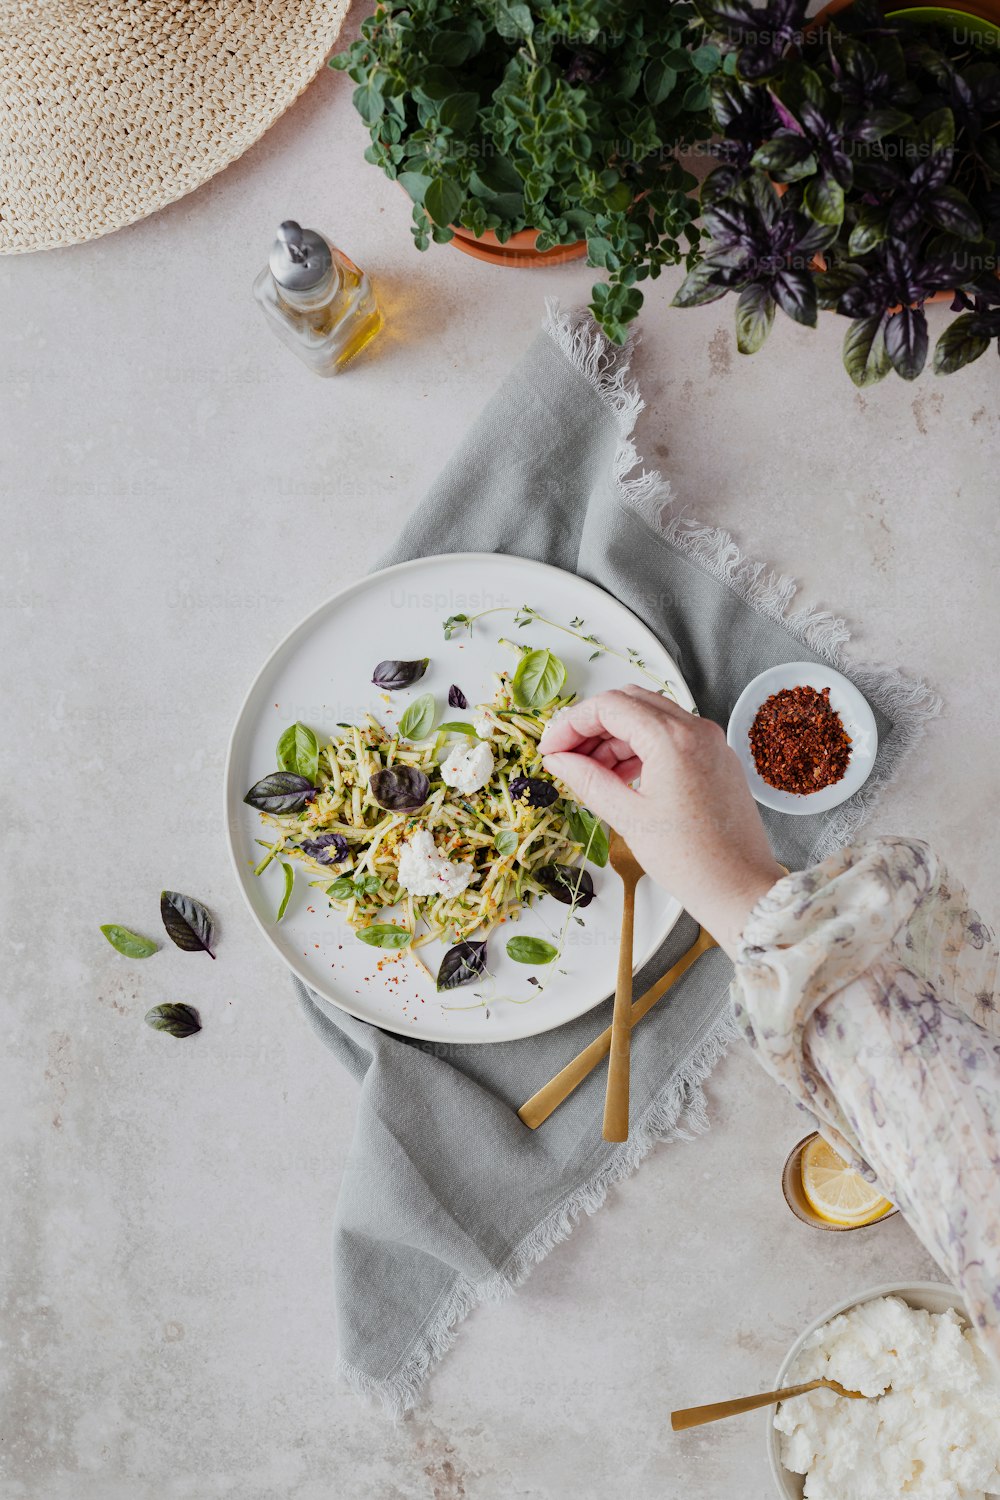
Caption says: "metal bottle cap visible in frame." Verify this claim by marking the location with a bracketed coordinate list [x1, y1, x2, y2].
[268, 220, 333, 291]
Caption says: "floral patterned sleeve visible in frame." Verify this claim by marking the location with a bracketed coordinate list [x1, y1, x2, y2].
[731, 836, 1000, 1365]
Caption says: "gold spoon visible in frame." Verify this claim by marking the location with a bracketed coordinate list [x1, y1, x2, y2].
[602, 830, 645, 1142]
[671, 1378, 868, 1431]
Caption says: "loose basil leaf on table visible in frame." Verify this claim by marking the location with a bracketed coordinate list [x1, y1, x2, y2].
[372, 658, 429, 691]
[567, 805, 610, 867]
[244, 772, 318, 815]
[535, 863, 596, 908]
[160, 890, 217, 958]
[447, 684, 468, 709]
[495, 830, 518, 856]
[510, 775, 559, 809]
[511, 647, 566, 709]
[145, 1003, 201, 1038]
[276, 721, 320, 782]
[399, 692, 436, 741]
[298, 833, 348, 865]
[437, 940, 488, 991]
[506, 935, 558, 965]
[275, 862, 294, 922]
[356, 923, 412, 950]
[100, 924, 158, 959]
[370, 766, 431, 811]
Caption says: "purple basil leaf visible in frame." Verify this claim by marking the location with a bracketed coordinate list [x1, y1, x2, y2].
[884, 306, 929, 380]
[369, 766, 430, 811]
[447, 684, 469, 710]
[160, 891, 216, 959]
[772, 269, 818, 326]
[244, 772, 318, 815]
[436, 940, 488, 992]
[509, 776, 559, 809]
[299, 833, 349, 865]
[372, 658, 429, 691]
[927, 187, 982, 241]
[535, 864, 595, 908]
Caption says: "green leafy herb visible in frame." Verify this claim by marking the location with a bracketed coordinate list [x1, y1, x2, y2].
[495, 830, 518, 856]
[567, 806, 610, 868]
[276, 722, 320, 782]
[438, 720, 475, 735]
[160, 890, 216, 958]
[327, 873, 382, 901]
[144, 1003, 201, 1038]
[512, 647, 566, 710]
[356, 923, 412, 951]
[327, 876, 355, 898]
[333, 1, 720, 342]
[506, 935, 558, 965]
[100, 924, 158, 959]
[443, 613, 470, 640]
[275, 862, 294, 922]
[399, 692, 436, 740]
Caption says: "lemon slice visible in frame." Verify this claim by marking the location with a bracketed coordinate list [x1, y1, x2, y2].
[800, 1137, 893, 1227]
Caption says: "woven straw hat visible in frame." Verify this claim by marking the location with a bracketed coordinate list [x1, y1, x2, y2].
[0, 0, 350, 254]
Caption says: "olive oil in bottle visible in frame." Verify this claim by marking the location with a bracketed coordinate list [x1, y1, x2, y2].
[253, 220, 382, 376]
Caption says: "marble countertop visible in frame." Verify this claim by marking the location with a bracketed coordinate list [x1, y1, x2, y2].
[3, 26, 998, 1500]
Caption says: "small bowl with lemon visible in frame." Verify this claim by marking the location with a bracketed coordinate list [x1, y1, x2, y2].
[782, 1133, 897, 1232]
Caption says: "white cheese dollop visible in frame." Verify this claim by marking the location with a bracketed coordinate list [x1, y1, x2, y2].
[472, 710, 496, 740]
[396, 830, 473, 899]
[440, 740, 494, 795]
[775, 1295, 1000, 1500]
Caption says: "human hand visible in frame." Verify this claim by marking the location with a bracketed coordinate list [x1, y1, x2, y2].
[540, 686, 785, 958]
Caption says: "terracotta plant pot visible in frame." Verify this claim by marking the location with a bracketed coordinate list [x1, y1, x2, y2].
[448, 225, 588, 267]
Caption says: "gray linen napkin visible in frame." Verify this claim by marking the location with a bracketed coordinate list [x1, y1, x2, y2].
[294, 302, 938, 1414]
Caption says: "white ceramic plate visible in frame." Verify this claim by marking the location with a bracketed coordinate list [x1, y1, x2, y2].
[224, 553, 695, 1044]
[727, 661, 877, 816]
[766, 1280, 966, 1499]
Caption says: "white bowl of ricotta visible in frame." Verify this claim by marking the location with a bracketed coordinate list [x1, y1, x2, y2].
[766, 1281, 1000, 1500]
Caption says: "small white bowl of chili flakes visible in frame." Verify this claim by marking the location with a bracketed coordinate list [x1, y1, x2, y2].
[727, 662, 878, 816]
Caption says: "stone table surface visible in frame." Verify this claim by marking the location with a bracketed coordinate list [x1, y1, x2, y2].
[3, 26, 998, 1500]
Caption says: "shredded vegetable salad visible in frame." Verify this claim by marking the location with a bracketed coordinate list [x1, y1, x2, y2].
[249, 668, 604, 957]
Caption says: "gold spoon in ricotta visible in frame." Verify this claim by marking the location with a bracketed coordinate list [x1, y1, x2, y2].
[671, 1378, 870, 1430]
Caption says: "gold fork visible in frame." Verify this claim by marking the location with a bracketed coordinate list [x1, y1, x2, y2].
[517, 925, 717, 1129]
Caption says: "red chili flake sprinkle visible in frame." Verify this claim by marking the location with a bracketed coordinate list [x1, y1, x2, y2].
[748, 685, 852, 795]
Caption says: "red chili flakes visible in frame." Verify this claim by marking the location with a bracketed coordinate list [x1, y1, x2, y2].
[749, 685, 852, 794]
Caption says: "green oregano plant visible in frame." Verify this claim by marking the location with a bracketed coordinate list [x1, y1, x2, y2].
[331, 0, 723, 341]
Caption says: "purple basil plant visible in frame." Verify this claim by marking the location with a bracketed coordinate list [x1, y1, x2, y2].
[675, 0, 1000, 381]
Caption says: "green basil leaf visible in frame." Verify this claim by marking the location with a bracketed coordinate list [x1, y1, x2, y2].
[275, 862, 294, 922]
[399, 692, 436, 740]
[358, 874, 382, 895]
[934, 313, 991, 374]
[356, 923, 412, 951]
[803, 173, 845, 227]
[506, 935, 558, 965]
[100, 924, 158, 959]
[276, 721, 319, 782]
[327, 877, 355, 899]
[438, 720, 475, 735]
[644, 58, 677, 107]
[567, 806, 610, 867]
[144, 1003, 201, 1038]
[511, 647, 566, 709]
[495, 830, 518, 856]
[160, 891, 216, 958]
